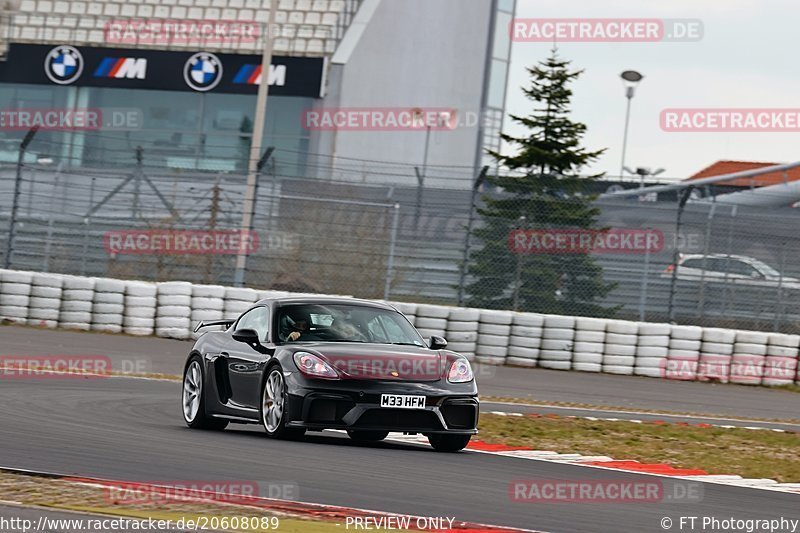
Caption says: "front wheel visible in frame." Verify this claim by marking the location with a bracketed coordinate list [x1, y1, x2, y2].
[261, 366, 305, 440]
[182, 356, 228, 430]
[428, 433, 471, 452]
[347, 430, 389, 442]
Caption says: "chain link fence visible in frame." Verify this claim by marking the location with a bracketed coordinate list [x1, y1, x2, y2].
[2, 134, 800, 332]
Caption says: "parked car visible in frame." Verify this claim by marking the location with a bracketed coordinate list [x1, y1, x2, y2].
[662, 254, 800, 289]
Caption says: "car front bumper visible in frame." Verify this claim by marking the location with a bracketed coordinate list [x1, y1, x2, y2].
[284, 371, 479, 434]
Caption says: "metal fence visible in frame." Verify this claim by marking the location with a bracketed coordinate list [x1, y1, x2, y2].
[2, 136, 800, 332]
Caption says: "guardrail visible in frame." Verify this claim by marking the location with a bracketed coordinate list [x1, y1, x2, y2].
[1, 268, 798, 387]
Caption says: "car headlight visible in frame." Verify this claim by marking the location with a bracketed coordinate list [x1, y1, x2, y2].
[447, 358, 474, 383]
[293, 352, 339, 379]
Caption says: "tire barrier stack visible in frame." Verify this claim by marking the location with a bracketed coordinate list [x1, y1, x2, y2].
[697, 328, 736, 383]
[223, 287, 259, 323]
[729, 330, 769, 385]
[506, 312, 543, 368]
[445, 307, 480, 360]
[156, 281, 193, 339]
[123, 281, 157, 336]
[190, 285, 226, 339]
[571, 317, 605, 373]
[539, 314, 574, 370]
[633, 322, 671, 378]
[665, 325, 702, 381]
[414, 304, 449, 339]
[475, 310, 512, 365]
[602, 320, 638, 375]
[27, 273, 62, 328]
[763, 333, 799, 386]
[0, 270, 31, 325]
[91, 278, 126, 334]
[59, 275, 94, 330]
[1, 268, 800, 388]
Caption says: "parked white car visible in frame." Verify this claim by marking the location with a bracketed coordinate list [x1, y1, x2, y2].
[662, 254, 800, 290]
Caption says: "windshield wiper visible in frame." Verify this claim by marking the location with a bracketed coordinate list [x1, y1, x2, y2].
[388, 342, 425, 347]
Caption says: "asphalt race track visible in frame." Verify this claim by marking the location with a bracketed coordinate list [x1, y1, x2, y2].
[5, 325, 800, 422]
[1, 376, 800, 532]
[0, 326, 799, 532]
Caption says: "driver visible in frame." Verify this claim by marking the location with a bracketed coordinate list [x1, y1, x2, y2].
[286, 312, 311, 341]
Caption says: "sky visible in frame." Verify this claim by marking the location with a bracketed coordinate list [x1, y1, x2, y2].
[504, 0, 800, 182]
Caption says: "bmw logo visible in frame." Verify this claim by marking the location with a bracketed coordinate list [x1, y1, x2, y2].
[44, 45, 84, 85]
[183, 52, 223, 92]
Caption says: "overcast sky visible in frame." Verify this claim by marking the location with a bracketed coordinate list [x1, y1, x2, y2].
[504, 0, 798, 181]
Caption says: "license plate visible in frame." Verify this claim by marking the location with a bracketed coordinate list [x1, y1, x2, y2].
[380, 394, 426, 409]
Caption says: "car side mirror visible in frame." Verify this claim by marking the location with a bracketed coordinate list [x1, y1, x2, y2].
[429, 335, 448, 350]
[232, 328, 260, 344]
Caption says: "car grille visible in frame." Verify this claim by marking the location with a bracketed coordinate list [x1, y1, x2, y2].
[353, 408, 442, 430]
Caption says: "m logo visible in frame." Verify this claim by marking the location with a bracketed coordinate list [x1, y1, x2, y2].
[94, 58, 148, 79]
[232, 64, 287, 86]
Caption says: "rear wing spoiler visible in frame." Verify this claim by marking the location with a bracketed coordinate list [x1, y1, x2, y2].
[193, 319, 235, 333]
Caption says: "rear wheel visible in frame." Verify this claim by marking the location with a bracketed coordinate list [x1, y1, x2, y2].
[261, 366, 305, 440]
[347, 430, 389, 442]
[428, 433, 471, 452]
[182, 357, 228, 430]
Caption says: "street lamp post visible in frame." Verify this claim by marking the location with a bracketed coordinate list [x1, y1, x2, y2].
[619, 70, 643, 180]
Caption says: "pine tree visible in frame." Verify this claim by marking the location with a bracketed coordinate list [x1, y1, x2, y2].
[466, 49, 616, 316]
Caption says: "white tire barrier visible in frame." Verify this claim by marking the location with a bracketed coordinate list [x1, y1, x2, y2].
[729, 354, 765, 385]
[58, 275, 94, 330]
[121, 298, 153, 335]
[603, 320, 637, 374]
[761, 356, 798, 386]
[190, 284, 225, 338]
[156, 282, 194, 339]
[91, 277, 125, 333]
[28, 275, 61, 327]
[0, 270, 32, 324]
[509, 313, 543, 367]
[697, 354, 732, 383]
[476, 310, 512, 365]
[635, 322, 670, 378]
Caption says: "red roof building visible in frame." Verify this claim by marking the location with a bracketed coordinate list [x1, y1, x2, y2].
[686, 160, 800, 187]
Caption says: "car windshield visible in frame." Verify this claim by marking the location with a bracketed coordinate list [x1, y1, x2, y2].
[275, 303, 425, 346]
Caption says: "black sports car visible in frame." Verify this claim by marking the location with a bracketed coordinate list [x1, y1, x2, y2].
[181, 296, 479, 451]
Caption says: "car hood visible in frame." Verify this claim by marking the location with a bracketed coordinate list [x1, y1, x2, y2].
[290, 343, 449, 381]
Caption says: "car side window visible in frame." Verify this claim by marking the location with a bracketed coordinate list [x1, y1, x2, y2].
[681, 258, 703, 270]
[236, 307, 270, 343]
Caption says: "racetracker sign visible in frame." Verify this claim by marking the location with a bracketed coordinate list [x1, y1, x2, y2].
[0, 43, 325, 97]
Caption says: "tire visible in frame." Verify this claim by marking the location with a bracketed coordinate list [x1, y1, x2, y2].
[446, 321, 478, 332]
[478, 323, 511, 336]
[479, 310, 513, 325]
[606, 320, 638, 335]
[575, 317, 606, 331]
[261, 365, 304, 440]
[428, 433, 471, 452]
[182, 356, 228, 430]
[574, 330, 605, 343]
[637, 322, 670, 336]
[512, 313, 544, 327]
[542, 328, 574, 340]
[416, 304, 450, 319]
[449, 308, 480, 321]
[511, 326, 543, 337]
[347, 430, 389, 442]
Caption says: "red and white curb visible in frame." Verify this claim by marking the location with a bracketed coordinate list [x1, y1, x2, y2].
[381, 433, 800, 497]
